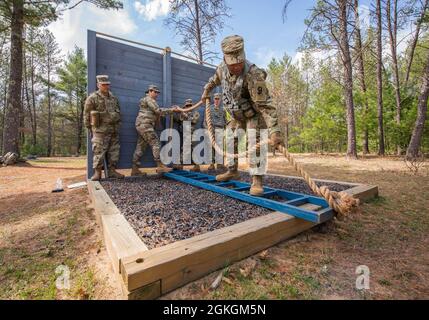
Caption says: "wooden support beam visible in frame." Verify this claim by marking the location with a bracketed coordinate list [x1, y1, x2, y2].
[344, 184, 379, 201]
[87, 173, 379, 299]
[121, 212, 314, 292]
[88, 181, 148, 274]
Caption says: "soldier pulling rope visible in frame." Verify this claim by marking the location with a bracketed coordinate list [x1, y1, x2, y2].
[176, 35, 359, 217]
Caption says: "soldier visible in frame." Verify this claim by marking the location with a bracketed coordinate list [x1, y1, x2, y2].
[201, 35, 283, 196]
[84, 75, 124, 181]
[172, 99, 201, 171]
[203, 92, 226, 170]
[131, 85, 180, 175]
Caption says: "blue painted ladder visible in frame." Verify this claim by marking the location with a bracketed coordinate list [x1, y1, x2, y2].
[164, 170, 334, 224]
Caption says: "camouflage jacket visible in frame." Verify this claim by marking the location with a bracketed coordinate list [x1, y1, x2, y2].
[136, 96, 173, 132]
[84, 90, 121, 133]
[173, 110, 200, 132]
[203, 104, 226, 129]
[203, 60, 278, 131]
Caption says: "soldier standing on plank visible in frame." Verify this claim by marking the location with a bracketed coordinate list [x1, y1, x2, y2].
[181, 99, 201, 172]
[131, 85, 181, 176]
[201, 35, 284, 196]
[203, 92, 227, 170]
[84, 75, 124, 181]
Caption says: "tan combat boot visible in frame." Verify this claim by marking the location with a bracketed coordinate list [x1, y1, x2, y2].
[91, 168, 102, 181]
[131, 165, 147, 177]
[190, 164, 201, 172]
[207, 163, 215, 170]
[250, 175, 264, 196]
[216, 169, 240, 182]
[108, 167, 125, 179]
[156, 160, 172, 173]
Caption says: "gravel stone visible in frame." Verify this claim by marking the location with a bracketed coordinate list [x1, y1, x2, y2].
[101, 172, 352, 249]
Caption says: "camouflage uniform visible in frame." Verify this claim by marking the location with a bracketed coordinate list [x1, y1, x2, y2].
[132, 91, 174, 166]
[173, 99, 200, 167]
[84, 81, 121, 171]
[202, 35, 282, 195]
[203, 93, 226, 165]
[202, 47, 279, 172]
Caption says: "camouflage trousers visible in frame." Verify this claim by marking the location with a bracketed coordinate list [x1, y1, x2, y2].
[91, 131, 120, 169]
[225, 114, 268, 175]
[181, 130, 200, 165]
[133, 128, 161, 165]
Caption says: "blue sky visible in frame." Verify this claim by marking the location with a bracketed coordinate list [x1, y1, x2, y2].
[49, 0, 374, 67]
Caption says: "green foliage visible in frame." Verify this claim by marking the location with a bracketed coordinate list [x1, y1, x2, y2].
[21, 141, 46, 157]
[299, 63, 347, 152]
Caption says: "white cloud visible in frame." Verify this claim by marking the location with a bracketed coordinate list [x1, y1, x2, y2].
[254, 47, 283, 68]
[87, 4, 137, 35]
[134, 0, 170, 21]
[48, 3, 137, 55]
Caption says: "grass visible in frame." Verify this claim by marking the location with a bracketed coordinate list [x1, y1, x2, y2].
[1, 155, 428, 300]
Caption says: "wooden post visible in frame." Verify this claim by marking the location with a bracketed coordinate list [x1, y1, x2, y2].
[163, 47, 172, 133]
[87, 30, 97, 179]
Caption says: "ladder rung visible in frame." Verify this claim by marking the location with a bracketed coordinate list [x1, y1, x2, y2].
[233, 186, 250, 191]
[285, 196, 309, 206]
[263, 191, 278, 197]
[215, 182, 235, 187]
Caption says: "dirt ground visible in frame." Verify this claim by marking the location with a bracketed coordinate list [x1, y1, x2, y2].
[0, 154, 428, 300]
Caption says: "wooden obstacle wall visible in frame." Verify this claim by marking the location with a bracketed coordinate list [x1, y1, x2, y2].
[86, 31, 215, 178]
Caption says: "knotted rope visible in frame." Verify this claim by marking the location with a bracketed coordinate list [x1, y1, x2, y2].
[199, 98, 359, 217]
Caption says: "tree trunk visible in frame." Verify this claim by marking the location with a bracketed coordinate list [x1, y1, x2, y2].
[338, 0, 357, 159]
[194, 0, 203, 64]
[353, 0, 369, 154]
[47, 50, 52, 156]
[405, 0, 429, 87]
[2, 0, 24, 156]
[23, 50, 36, 147]
[386, 0, 402, 155]
[376, 0, 385, 156]
[406, 49, 429, 159]
[30, 48, 37, 146]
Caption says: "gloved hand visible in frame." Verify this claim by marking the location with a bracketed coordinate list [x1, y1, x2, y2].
[270, 132, 284, 149]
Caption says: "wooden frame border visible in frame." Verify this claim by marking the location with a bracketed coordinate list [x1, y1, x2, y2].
[87, 174, 378, 299]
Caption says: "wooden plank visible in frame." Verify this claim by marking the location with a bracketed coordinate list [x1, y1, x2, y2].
[126, 281, 161, 300]
[163, 49, 172, 108]
[102, 214, 148, 274]
[97, 36, 162, 60]
[97, 58, 164, 79]
[87, 181, 121, 219]
[121, 212, 314, 291]
[344, 184, 379, 201]
[299, 203, 322, 211]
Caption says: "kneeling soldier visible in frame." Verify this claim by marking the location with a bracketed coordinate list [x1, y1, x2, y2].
[85, 75, 124, 181]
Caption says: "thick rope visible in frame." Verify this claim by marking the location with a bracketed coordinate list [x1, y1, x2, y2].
[202, 98, 359, 217]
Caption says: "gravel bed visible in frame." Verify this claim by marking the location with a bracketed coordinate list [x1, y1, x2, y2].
[101, 171, 353, 249]
[101, 176, 271, 249]
[206, 169, 352, 194]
